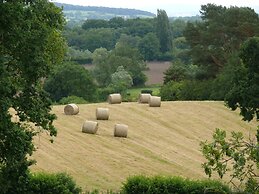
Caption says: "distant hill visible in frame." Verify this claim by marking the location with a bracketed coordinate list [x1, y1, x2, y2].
[54, 2, 156, 23]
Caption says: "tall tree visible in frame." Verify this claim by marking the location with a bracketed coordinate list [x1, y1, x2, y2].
[184, 4, 259, 78]
[201, 37, 259, 193]
[155, 9, 172, 53]
[226, 37, 259, 122]
[0, 0, 66, 193]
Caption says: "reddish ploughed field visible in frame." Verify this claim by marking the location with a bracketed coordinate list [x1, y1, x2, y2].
[144, 61, 171, 85]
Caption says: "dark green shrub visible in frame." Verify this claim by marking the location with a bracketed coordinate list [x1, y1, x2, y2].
[163, 62, 188, 84]
[72, 58, 93, 64]
[122, 175, 231, 194]
[59, 95, 88, 105]
[160, 81, 183, 101]
[157, 51, 174, 61]
[97, 87, 116, 102]
[28, 172, 81, 194]
[141, 89, 153, 95]
[122, 175, 150, 194]
[44, 63, 97, 102]
[180, 80, 213, 100]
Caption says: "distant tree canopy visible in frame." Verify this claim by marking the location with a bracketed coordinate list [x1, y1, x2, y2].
[93, 43, 146, 87]
[138, 32, 160, 61]
[64, 10, 182, 61]
[66, 27, 118, 52]
[82, 19, 109, 29]
[184, 4, 259, 78]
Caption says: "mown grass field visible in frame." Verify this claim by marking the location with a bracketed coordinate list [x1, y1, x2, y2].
[30, 101, 257, 192]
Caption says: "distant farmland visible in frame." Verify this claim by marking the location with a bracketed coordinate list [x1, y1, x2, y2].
[84, 61, 171, 86]
[30, 101, 257, 192]
[144, 61, 170, 85]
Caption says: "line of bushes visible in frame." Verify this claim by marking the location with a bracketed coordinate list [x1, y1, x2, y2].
[4, 172, 252, 193]
[160, 79, 228, 101]
[121, 175, 231, 194]
[28, 172, 81, 194]
[1, 172, 82, 194]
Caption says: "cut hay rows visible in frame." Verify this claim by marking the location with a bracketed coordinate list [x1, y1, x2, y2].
[31, 101, 257, 192]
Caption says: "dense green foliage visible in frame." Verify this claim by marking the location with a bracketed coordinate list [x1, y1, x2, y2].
[59, 95, 88, 105]
[184, 4, 259, 78]
[201, 129, 259, 193]
[109, 66, 133, 93]
[200, 38, 259, 193]
[226, 37, 259, 122]
[122, 175, 231, 194]
[0, 0, 66, 193]
[66, 47, 93, 64]
[162, 4, 259, 102]
[160, 81, 183, 101]
[163, 61, 190, 84]
[28, 172, 81, 194]
[92, 43, 147, 87]
[156, 9, 173, 54]
[64, 11, 191, 62]
[44, 63, 97, 102]
[138, 33, 160, 61]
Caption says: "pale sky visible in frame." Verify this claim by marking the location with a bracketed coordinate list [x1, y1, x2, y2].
[53, 0, 259, 16]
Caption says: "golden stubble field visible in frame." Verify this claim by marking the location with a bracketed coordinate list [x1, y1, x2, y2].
[30, 101, 257, 192]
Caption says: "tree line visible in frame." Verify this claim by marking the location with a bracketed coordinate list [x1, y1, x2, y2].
[65, 11, 175, 61]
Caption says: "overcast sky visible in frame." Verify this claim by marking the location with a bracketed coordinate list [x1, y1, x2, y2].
[53, 0, 259, 16]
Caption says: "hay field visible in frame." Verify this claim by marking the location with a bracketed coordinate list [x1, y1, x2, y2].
[30, 101, 257, 192]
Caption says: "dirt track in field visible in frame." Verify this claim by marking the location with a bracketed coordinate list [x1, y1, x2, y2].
[30, 101, 257, 192]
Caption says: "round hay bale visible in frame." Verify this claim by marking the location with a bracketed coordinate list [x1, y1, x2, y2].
[64, 103, 79, 115]
[114, 124, 128, 138]
[108, 93, 122, 104]
[149, 96, 161, 107]
[138, 93, 151, 103]
[82, 121, 98, 134]
[96, 108, 109, 120]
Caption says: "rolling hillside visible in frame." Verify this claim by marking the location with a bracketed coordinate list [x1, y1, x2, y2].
[30, 101, 257, 192]
[54, 2, 155, 22]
